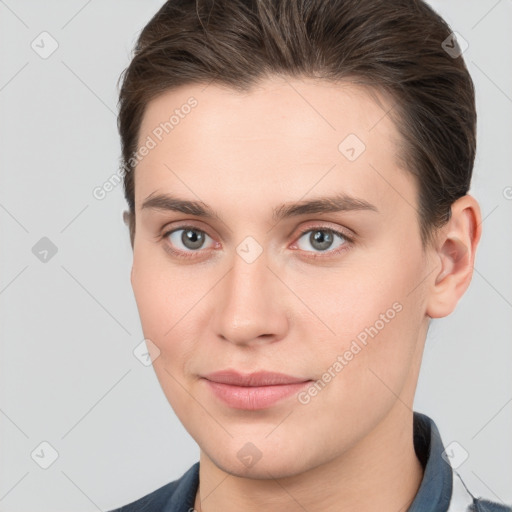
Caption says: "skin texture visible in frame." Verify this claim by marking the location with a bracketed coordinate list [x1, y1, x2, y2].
[129, 76, 482, 511]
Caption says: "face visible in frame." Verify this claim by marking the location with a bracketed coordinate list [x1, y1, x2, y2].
[130, 76, 433, 479]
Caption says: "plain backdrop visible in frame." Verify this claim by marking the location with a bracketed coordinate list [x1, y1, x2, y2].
[0, 1, 511, 510]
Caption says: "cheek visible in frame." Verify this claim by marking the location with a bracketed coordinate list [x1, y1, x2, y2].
[131, 248, 213, 370]
[300, 252, 425, 387]
[131, 255, 200, 414]
[289, 279, 422, 443]
[131, 250, 182, 348]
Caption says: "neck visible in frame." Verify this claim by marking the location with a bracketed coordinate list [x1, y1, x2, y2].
[194, 406, 424, 512]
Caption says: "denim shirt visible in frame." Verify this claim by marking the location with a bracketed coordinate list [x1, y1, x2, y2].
[108, 412, 511, 512]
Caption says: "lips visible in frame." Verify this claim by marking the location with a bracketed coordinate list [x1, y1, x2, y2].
[201, 370, 312, 410]
[203, 370, 309, 386]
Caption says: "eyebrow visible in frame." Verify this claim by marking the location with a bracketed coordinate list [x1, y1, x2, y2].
[141, 191, 378, 223]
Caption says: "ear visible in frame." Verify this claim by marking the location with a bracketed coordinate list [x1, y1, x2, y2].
[425, 194, 482, 319]
[122, 209, 130, 226]
[123, 209, 135, 250]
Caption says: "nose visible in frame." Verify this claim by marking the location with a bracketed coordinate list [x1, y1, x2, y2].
[211, 249, 289, 347]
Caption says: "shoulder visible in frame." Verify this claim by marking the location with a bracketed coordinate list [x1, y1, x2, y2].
[106, 462, 199, 512]
[106, 480, 177, 512]
[449, 469, 512, 512]
[468, 500, 512, 512]
[413, 412, 511, 512]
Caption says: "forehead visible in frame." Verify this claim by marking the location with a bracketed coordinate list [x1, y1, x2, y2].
[138, 76, 397, 149]
[134, 76, 414, 221]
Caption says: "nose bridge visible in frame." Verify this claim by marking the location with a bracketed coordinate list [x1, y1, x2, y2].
[212, 242, 286, 345]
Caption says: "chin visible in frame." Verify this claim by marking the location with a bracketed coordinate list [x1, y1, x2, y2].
[203, 441, 318, 481]
[218, 458, 304, 480]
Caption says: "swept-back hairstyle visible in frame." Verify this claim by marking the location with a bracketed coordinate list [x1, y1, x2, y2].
[117, 0, 476, 249]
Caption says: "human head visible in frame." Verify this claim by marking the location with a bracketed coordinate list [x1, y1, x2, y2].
[116, 0, 481, 483]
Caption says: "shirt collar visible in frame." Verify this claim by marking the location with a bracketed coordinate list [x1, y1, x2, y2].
[407, 411, 453, 511]
[166, 460, 199, 511]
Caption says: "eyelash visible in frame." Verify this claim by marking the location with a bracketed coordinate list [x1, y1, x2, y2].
[160, 224, 354, 261]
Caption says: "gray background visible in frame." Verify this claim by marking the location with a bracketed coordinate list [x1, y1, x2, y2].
[0, 1, 510, 510]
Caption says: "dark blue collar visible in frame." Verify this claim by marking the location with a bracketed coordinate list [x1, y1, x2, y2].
[408, 411, 453, 511]
[162, 412, 452, 511]
[166, 460, 199, 510]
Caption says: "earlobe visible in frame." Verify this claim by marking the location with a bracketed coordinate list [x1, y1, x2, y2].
[426, 195, 482, 319]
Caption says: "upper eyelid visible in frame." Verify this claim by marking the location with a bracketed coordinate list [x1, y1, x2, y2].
[297, 223, 353, 239]
[161, 224, 216, 243]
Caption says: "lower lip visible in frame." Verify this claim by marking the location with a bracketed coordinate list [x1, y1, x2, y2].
[203, 379, 312, 410]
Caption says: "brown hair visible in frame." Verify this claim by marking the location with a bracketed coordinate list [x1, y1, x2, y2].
[117, 0, 476, 250]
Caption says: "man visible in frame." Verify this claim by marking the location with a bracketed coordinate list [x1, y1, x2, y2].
[109, 0, 511, 510]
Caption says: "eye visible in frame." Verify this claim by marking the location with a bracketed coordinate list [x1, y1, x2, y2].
[163, 226, 216, 258]
[160, 224, 353, 261]
[294, 227, 351, 256]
